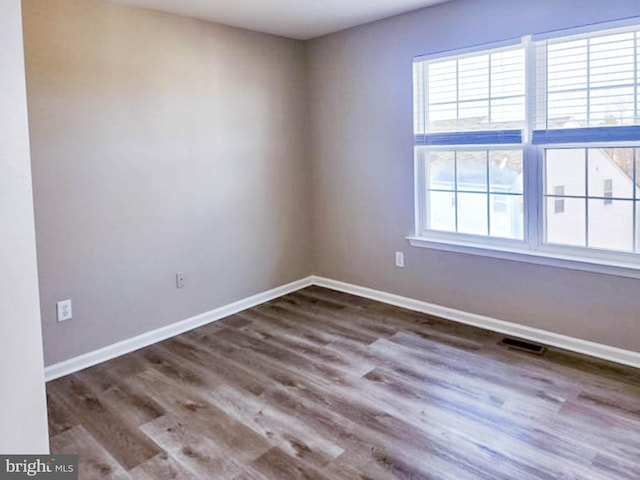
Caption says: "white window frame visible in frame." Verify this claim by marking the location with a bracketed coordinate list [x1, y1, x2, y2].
[409, 18, 640, 280]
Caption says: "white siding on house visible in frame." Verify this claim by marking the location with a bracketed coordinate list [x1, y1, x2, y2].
[545, 147, 640, 252]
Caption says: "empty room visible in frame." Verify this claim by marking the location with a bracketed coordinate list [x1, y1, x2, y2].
[3, 0, 640, 478]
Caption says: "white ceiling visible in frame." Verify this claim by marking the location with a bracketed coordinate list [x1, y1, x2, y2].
[109, 0, 453, 40]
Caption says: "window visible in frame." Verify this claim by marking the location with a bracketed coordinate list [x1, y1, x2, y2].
[414, 42, 526, 241]
[411, 19, 640, 276]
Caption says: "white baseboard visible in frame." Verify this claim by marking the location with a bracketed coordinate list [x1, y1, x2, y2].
[45, 274, 640, 381]
[44, 276, 314, 381]
[310, 276, 640, 370]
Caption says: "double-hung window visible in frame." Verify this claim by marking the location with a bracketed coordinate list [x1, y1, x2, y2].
[411, 19, 640, 276]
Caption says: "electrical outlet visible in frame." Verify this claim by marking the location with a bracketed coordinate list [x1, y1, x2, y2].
[395, 251, 405, 268]
[176, 272, 186, 289]
[57, 299, 72, 322]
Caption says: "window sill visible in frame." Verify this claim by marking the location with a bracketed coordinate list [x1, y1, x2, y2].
[407, 236, 640, 280]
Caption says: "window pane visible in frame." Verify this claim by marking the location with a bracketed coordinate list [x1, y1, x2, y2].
[588, 199, 634, 252]
[489, 150, 523, 193]
[491, 49, 525, 97]
[457, 151, 487, 192]
[491, 97, 525, 124]
[428, 103, 458, 131]
[427, 191, 456, 232]
[490, 194, 523, 239]
[459, 100, 488, 121]
[590, 58, 634, 88]
[547, 68, 588, 92]
[546, 197, 586, 247]
[426, 151, 455, 190]
[547, 38, 587, 84]
[458, 54, 488, 101]
[547, 39, 587, 92]
[589, 86, 635, 126]
[458, 192, 488, 235]
[590, 33, 635, 88]
[428, 59, 457, 103]
[588, 148, 635, 199]
[545, 149, 586, 196]
[546, 91, 587, 125]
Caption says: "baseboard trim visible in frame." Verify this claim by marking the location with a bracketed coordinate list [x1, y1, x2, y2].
[45, 274, 640, 381]
[44, 276, 314, 381]
[310, 276, 640, 370]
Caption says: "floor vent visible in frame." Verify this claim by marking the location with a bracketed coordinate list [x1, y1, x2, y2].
[500, 337, 546, 355]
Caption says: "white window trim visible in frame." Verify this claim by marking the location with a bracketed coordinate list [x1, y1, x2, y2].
[410, 20, 640, 279]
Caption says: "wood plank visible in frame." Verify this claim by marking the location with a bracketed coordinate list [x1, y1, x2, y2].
[75, 365, 165, 427]
[219, 385, 343, 467]
[50, 425, 130, 480]
[140, 415, 245, 479]
[134, 368, 272, 462]
[46, 392, 79, 437]
[47, 376, 163, 470]
[247, 447, 333, 480]
[129, 452, 199, 480]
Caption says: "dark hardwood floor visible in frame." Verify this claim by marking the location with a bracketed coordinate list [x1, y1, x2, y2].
[46, 286, 640, 479]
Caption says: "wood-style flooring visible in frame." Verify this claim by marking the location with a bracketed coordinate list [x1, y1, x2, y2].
[47, 286, 640, 479]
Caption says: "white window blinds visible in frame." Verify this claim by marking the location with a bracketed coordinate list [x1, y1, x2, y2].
[413, 43, 525, 145]
[533, 24, 640, 144]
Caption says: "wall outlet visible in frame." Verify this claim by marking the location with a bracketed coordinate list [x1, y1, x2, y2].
[176, 272, 186, 289]
[57, 299, 72, 322]
[395, 251, 405, 268]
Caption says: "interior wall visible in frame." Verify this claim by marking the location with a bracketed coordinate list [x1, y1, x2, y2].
[23, 0, 312, 366]
[308, 0, 640, 352]
[0, 0, 49, 453]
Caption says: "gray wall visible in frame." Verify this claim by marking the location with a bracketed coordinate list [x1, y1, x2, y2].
[0, 0, 49, 453]
[308, 0, 640, 352]
[23, 0, 312, 365]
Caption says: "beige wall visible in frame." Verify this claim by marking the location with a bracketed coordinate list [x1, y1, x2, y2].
[23, 0, 312, 365]
[0, 0, 49, 453]
[308, 0, 640, 352]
